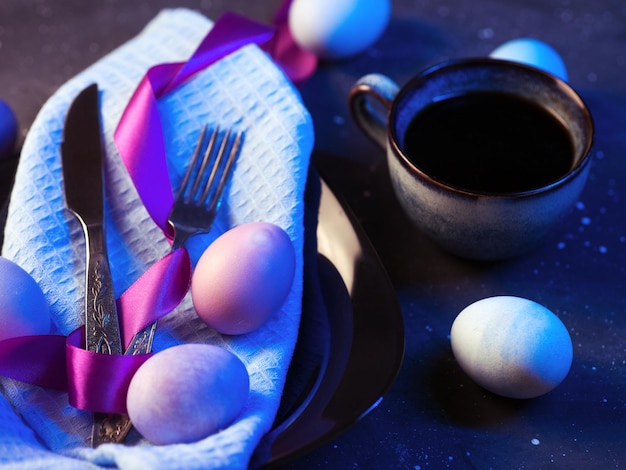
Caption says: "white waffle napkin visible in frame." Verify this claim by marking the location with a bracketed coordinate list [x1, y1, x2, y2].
[1, 8, 313, 469]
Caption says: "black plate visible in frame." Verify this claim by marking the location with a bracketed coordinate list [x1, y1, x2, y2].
[262, 175, 405, 466]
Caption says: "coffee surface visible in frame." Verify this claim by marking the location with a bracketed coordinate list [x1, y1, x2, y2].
[402, 92, 574, 193]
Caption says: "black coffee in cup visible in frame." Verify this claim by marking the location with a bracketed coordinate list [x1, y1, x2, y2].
[350, 59, 593, 259]
[402, 91, 575, 193]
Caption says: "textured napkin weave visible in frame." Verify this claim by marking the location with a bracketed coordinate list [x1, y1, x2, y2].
[1, 8, 313, 469]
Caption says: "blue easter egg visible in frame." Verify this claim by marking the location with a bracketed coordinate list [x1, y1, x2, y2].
[490, 38, 568, 82]
[0, 99, 18, 160]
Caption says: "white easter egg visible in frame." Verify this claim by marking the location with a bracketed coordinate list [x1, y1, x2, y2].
[450, 296, 573, 399]
[490, 38, 568, 81]
[288, 0, 391, 59]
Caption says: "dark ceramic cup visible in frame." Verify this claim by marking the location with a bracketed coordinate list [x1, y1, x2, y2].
[349, 58, 594, 260]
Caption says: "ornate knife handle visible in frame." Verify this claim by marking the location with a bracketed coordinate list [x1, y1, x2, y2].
[92, 322, 157, 445]
[86, 226, 158, 446]
[84, 225, 123, 355]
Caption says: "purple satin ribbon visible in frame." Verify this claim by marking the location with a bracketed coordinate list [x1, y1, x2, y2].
[0, 6, 316, 415]
[116, 13, 278, 232]
[66, 329, 150, 414]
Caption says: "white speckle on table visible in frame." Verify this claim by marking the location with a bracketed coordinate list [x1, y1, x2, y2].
[531, 438, 541, 446]
[581, 216, 591, 225]
[559, 9, 574, 23]
[36, 3, 52, 17]
[333, 115, 345, 125]
[608, 187, 618, 200]
[478, 27, 494, 39]
[367, 48, 383, 58]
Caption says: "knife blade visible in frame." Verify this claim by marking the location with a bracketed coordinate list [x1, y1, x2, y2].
[61, 83, 124, 446]
[62, 83, 122, 356]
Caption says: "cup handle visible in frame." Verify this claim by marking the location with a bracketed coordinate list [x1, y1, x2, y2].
[349, 74, 399, 150]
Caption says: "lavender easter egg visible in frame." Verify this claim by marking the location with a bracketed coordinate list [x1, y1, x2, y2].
[126, 343, 249, 445]
[490, 38, 568, 82]
[0, 257, 50, 340]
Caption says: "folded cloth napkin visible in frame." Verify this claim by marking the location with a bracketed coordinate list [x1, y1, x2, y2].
[1, 8, 313, 469]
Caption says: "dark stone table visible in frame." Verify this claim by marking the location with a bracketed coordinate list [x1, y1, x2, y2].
[1, 1, 625, 468]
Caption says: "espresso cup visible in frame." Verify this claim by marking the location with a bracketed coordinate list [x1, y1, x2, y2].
[349, 58, 594, 260]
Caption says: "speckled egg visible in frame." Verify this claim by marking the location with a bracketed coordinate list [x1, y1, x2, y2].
[191, 222, 296, 335]
[450, 296, 573, 399]
[0, 257, 51, 340]
[490, 38, 568, 82]
[126, 343, 249, 445]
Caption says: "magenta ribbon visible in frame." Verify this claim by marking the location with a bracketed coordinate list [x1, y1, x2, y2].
[0, 6, 316, 415]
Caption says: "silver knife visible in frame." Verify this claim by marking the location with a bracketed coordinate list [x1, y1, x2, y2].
[61, 83, 124, 446]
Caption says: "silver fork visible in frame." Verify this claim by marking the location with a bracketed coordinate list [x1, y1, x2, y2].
[168, 125, 243, 249]
[92, 125, 243, 446]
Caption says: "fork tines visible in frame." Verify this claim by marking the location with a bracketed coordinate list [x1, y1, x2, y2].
[178, 125, 243, 209]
